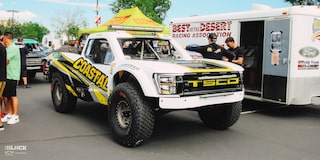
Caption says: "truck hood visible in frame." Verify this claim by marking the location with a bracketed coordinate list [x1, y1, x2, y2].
[52, 52, 243, 77]
[121, 59, 244, 74]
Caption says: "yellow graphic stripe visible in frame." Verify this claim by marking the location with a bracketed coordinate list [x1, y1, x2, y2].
[64, 64, 108, 105]
[92, 86, 108, 105]
[52, 59, 81, 82]
[64, 65, 92, 86]
[65, 84, 78, 97]
[61, 54, 75, 64]
[185, 60, 234, 73]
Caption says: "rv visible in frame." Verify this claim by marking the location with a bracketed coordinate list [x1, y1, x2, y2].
[170, 5, 320, 105]
[41, 34, 67, 50]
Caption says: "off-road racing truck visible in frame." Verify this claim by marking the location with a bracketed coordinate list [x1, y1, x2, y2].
[48, 25, 244, 147]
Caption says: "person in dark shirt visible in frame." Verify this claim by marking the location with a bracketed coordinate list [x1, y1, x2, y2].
[16, 38, 31, 88]
[0, 31, 7, 131]
[185, 33, 234, 61]
[225, 37, 244, 65]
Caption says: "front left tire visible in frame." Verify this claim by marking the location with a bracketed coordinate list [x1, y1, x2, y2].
[108, 82, 155, 147]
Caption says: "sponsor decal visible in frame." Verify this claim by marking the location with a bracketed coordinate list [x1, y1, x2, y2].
[134, 18, 161, 26]
[311, 18, 320, 41]
[171, 21, 233, 39]
[103, 15, 131, 26]
[299, 47, 319, 58]
[298, 60, 319, 70]
[188, 77, 239, 87]
[73, 57, 108, 90]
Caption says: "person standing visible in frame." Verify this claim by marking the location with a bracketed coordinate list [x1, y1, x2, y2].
[16, 38, 31, 88]
[0, 31, 7, 130]
[185, 33, 234, 61]
[1, 32, 21, 125]
[225, 37, 244, 65]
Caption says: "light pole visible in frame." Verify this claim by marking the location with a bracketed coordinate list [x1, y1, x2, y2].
[95, 0, 100, 26]
[7, 10, 19, 31]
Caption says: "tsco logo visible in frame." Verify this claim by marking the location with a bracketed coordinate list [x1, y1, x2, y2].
[187, 77, 239, 87]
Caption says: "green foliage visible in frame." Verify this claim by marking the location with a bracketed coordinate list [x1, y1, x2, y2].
[0, 21, 49, 42]
[20, 22, 50, 41]
[285, 0, 320, 5]
[110, 0, 171, 24]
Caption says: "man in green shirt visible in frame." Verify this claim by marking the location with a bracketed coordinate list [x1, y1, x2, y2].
[1, 31, 21, 125]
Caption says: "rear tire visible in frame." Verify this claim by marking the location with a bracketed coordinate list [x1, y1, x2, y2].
[51, 73, 77, 113]
[198, 101, 242, 130]
[108, 82, 155, 147]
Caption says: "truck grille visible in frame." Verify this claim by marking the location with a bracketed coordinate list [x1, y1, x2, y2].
[177, 72, 242, 96]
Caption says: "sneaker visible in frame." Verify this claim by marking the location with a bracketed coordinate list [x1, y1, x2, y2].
[0, 125, 4, 131]
[1, 114, 11, 122]
[7, 115, 19, 125]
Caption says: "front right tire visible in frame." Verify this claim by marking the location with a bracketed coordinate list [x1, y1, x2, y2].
[198, 101, 242, 130]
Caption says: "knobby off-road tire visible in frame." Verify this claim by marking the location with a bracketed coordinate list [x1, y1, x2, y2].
[198, 101, 242, 130]
[51, 73, 77, 113]
[108, 82, 155, 147]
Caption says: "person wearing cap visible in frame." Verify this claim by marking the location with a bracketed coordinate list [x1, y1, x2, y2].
[185, 33, 234, 61]
[225, 37, 244, 65]
[16, 38, 31, 88]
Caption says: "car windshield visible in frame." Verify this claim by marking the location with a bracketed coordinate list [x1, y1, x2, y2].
[120, 38, 182, 60]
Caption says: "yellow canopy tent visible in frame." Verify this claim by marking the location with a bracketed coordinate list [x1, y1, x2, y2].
[78, 7, 170, 37]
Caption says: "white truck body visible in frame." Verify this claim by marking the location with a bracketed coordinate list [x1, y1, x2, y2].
[170, 5, 320, 105]
[48, 26, 244, 147]
[49, 31, 244, 109]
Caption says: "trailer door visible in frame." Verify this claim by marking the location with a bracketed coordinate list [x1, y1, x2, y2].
[262, 19, 290, 103]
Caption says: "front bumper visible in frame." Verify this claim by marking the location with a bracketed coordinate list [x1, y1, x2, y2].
[27, 65, 42, 71]
[158, 90, 244, 109]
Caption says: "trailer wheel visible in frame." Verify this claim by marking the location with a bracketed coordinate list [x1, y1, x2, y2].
[198, 101, 242, 130]
[108, 82, 155, 147]
[51, 73, 77, 113]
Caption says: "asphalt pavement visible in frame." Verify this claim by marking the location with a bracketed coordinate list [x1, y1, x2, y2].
[1, 74, 320, 160]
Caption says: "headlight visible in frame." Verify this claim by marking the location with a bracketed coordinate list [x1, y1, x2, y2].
[239, 71, 243, 84]
[154, 74, 183, 95]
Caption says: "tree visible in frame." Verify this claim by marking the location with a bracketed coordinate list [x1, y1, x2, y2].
[0, 21, 49, 42]
[20, 22, 49, 42]
[51, 9, 89, 41]
[110, 0, 171, 24]
[285, 0, 320, 5]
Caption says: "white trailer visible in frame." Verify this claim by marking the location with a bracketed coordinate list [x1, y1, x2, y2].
[170, 5, 320, 105]
[41, 34, 67, 49]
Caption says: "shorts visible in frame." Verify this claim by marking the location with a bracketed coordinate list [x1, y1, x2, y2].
[21, 65, 27, 77]
[0, 81, 6, 97]
[3, 80, 17, 97]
